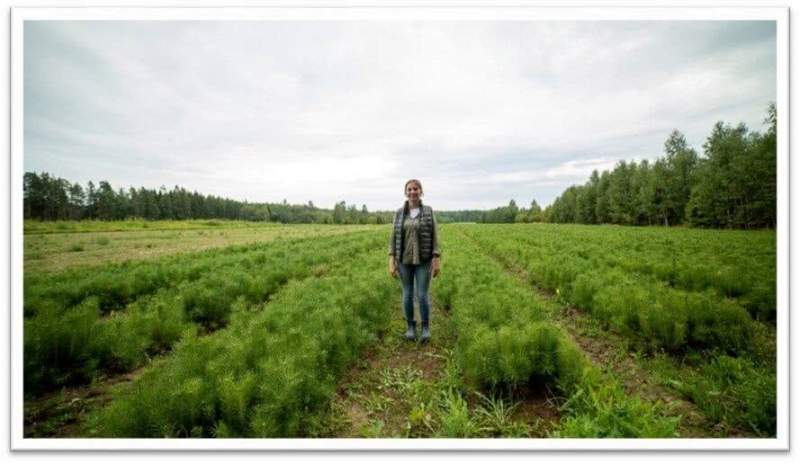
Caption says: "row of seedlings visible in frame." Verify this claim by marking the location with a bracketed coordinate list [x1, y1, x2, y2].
[24, 230, 386, 396]
[90, 247, 397, 437]
[459, 225, 757, 355]
[456, 224, 776, 436]
[437, 228, 679, 437]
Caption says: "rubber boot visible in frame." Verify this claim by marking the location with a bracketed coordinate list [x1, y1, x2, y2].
[405, 321, 417, 341]
[420, 321, 430, 343]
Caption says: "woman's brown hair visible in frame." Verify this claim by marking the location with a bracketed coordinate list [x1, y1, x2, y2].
[403, 179, 424, 213]
[404, 179, 423, 196]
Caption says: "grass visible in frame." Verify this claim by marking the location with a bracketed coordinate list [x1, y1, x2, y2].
[24, 231, 387, 396]
[476, 235, 775, 437]
[24, 219, 279, 234]
[22, 221, 776, 438]
[86, 247, 397, 437]
[646, 353, 776, 436]
[444, 228, 683, 438]
[24, 222, 381, 273]
[315, 312, 547, 438]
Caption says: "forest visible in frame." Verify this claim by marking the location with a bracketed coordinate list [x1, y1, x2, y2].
[22, 173, 484, 225]
[541, 103, 777, 228]
[22, 173, 396, 225]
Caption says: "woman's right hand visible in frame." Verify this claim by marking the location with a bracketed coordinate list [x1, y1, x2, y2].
[389, 257, 399, 278]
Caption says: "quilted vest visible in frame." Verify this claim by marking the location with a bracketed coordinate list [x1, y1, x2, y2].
[391, 202, 436, 261]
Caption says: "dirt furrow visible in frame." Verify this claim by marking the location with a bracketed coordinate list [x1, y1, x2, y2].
[320, 304, 453, 438]
[456, 232, 714, 437]
[24, 365, 149, 438]
[318, 290, 563, 438]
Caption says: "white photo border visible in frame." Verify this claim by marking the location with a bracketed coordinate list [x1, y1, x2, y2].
[9, 4, 790, 451]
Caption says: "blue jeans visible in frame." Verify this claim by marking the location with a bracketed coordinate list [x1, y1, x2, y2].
[398, 260, 432, 324]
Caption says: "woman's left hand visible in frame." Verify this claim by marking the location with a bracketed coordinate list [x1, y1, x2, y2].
[432, 256, 441, 278]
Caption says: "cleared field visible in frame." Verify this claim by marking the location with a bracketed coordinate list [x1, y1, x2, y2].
[22, 222, 777, 438]
[24, 220, 379, 273]
[24, 219, 279, 234]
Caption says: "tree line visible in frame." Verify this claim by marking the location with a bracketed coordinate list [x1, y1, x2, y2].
[23, 174, 396, 225]
[21, 172, 543, 226]
[480, 104, 776, 229]
[21, 172, 502, 225]
[474, 199, 544, 224]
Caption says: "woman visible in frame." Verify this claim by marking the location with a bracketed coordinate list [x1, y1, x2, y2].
[388, 179, 441, 342]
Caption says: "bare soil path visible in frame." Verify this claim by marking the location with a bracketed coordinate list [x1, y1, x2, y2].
[24, 365, 150, 437]
[316, 300, 561, 438]
[454, 231, 716, 438]
[497, 256, 716, 437]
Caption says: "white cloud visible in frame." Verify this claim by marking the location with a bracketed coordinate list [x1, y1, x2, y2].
[489, 158, 620, 184]
[24, 20, 776, 209]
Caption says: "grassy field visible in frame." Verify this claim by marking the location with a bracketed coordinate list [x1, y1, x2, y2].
[24, 220, 378, 273]
[22, 221, 777, 438]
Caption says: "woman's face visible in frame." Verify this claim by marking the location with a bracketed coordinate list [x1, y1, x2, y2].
[405, 182, 422, 203]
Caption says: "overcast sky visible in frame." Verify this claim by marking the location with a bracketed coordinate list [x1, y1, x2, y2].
[24, 20, 776, 210]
